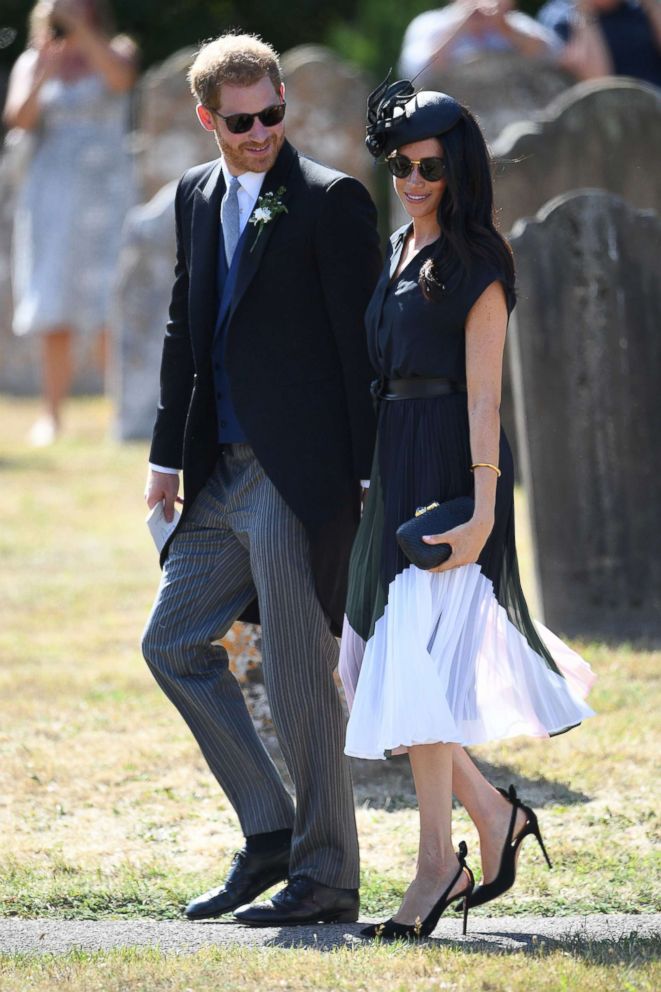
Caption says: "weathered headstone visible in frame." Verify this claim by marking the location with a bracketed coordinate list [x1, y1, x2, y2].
[110, 180, 177, 440]
[281, 45, 376, 196]
[494, 78, 661, 233]
[133, 47, 211, 202]
[509, 189, 661, 638]
[413, 52, 571, 145]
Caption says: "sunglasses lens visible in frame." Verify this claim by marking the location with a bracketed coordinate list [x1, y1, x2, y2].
[388, 155, 446, 181]
[225, 113, 254, 134]
[259, 104, 286, 127]
[223, 104, 285, 133]
[420, 159, 446, 181]
[388, 155, 412, 179]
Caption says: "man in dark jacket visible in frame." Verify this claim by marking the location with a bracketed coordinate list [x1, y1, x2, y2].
[142, 32, 381, 926]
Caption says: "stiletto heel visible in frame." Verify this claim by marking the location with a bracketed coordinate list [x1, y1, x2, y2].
[468, 784, 551, 909]
[461, 895, 469, 936]
[361, 841, 475, 940]
[531, 820, 553, 869]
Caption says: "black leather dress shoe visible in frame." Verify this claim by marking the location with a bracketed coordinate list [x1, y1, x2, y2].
[233, 874, 359, 926]
[184, 845, 290, 920]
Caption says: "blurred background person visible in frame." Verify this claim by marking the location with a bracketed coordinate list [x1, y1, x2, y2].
[538, 0, 661, 85]
[2, 0, 138, 445]
[400, 0, 558, 81]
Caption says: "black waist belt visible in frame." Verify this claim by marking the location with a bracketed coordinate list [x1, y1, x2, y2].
[372, 377, 468, 400]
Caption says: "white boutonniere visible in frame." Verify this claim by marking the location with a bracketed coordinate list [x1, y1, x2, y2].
[249, 186, 288, 252]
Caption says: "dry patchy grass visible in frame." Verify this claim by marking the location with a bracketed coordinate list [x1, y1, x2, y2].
[0, 944, 659, 992]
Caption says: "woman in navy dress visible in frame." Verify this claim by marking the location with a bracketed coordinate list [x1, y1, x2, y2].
[338, 79, 595, 939]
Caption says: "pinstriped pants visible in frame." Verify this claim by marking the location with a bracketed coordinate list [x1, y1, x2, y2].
[142, 444, 359, 889]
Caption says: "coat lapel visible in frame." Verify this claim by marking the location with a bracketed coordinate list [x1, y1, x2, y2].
[190, 161, 224, 355]
[229, 140, 297, 321]
[388, 223, 410, 281]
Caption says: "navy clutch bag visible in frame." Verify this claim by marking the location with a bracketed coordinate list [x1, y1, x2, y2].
[395, 496, 475, 570]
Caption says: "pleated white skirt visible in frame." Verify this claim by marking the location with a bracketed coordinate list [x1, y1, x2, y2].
[340, 563, 595, 760]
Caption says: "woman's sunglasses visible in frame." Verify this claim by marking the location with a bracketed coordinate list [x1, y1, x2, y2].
[206, 102, 286, 135]
[386, 153, 446, 182]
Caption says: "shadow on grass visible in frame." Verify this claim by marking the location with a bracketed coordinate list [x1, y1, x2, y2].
[260, 926, 660, 963]
[349, 753, 590, 810]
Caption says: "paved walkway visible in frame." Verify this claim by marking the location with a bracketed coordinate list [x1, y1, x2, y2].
[1, 915, 659, 954]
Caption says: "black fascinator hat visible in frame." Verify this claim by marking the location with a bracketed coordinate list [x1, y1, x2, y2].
[366, 72, 463, 159]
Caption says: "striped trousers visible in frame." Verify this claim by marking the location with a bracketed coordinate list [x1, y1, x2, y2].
[142, 444, 359, 888]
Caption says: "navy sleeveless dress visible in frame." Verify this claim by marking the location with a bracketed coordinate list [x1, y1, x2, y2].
[339, 225, 595, 760]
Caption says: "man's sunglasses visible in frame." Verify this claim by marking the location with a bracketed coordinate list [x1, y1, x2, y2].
[206, 102, 286, 134]
[386, 153, 447, 182]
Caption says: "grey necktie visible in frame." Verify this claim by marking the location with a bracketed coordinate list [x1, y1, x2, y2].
[221, 175, 241, 267]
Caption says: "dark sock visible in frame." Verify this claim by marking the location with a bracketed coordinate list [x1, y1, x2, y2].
[245, 828, 292, 855]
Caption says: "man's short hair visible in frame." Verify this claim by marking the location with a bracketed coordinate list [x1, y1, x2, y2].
[188, 33, 282, 109]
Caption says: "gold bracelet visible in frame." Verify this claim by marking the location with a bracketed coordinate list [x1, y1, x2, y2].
[470, 462, 501, 477]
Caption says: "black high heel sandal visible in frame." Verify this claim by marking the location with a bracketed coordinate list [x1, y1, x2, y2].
[361, 840, 475, 940]
[468, 784, 552, 909]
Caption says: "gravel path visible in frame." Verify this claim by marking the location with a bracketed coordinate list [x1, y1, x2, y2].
[1, 915, 658, 955]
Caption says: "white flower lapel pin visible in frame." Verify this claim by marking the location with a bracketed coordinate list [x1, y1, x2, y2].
[249, 186, 288, 252]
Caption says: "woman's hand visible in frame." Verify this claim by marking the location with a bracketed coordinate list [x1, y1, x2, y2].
[422, 515, 493, 573]
[49, 0, 87, 35]
[35, 37, 65, 79]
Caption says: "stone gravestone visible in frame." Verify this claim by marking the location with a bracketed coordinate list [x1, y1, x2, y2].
[109, 180, 177, 439]
[404, 52, 571, 149]
[134, 47, 212, 202]
[281, 45, 376, 196]
[508, 189, 661, 638]
[493, 78, 661, 233]
[494, 78, 660, 480]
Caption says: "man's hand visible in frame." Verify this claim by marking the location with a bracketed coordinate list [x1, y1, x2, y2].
[145, 469, 180, 523]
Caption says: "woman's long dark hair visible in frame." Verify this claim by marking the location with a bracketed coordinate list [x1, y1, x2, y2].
[419, 106, 515, 302]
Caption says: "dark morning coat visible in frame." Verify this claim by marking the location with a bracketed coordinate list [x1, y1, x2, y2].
[149, 139, 382, 634]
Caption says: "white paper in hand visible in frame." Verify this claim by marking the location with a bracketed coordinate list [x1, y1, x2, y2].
[146, 501, 181, 553]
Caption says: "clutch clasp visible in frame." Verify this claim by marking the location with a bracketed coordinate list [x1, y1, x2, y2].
[414, 501, 440, 517]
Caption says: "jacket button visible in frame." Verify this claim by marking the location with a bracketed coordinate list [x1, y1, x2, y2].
[220, 419, 227, 428]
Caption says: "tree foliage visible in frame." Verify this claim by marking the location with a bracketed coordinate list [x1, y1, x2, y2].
[0, 0, 358, 72]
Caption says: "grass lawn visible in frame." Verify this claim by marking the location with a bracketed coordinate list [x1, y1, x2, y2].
[0, 942, 659, 992]
[0, 396, 659, 989]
